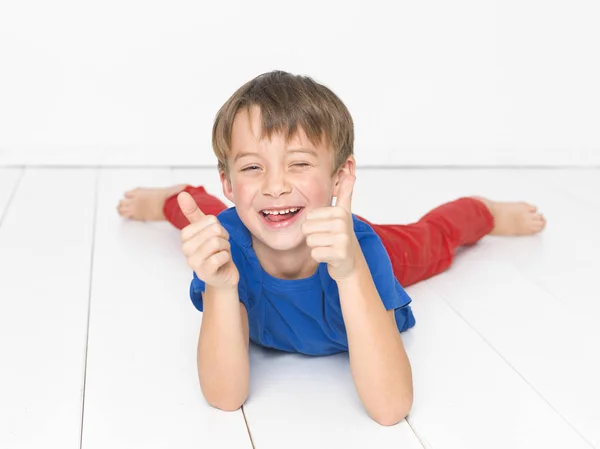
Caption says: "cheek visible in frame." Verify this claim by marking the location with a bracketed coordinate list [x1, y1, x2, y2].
[231, 177, 256, 203]
[295, 174, 334, 203]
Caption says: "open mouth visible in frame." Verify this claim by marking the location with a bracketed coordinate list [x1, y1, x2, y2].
[260, 207, 304, 223]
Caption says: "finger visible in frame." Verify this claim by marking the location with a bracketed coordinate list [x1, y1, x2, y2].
[180, 217, 228, 243]
[310, 247, 338, 264]
[302, 217, 346, 235]
[334, 172, 355, 212]
[177, 191, 206, 224]
[305, 232, 336, 248]
[305, 206, 345, 221]
[183, 234, 230, 259]
[188, 249, 230, 273]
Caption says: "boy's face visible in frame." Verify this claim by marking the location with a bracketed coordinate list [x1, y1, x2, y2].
[220, 106, 354, 253]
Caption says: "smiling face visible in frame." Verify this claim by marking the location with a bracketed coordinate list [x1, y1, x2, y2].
[220, 105, 353, 254]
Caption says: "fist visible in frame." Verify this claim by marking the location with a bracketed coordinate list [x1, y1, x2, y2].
[301, 171, 359, 281]
[177, 192, 239, 289]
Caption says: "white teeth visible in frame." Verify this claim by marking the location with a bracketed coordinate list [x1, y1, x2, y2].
[263, 207, 300, 215]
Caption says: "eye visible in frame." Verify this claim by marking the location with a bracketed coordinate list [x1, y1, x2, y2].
[292, 163, 310, 168]
[242, 165, 260, 172]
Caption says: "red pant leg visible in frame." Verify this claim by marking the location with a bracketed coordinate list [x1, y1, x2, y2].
[357, 197, 494, 287]
[163, 185, 228, 230]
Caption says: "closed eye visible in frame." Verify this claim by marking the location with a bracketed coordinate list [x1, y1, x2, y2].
[242, 165, 260, 171]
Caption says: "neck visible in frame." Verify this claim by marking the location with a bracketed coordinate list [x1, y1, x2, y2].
[252, 237, 319, 280]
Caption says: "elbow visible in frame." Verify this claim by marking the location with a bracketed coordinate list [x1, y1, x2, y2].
[206, 394, 247, 412]
[201, 382, 249, 412]
[369, 394, 413, 427]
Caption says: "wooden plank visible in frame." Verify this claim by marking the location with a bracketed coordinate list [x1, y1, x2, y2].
[81, 169, 251, 449]
[244, 345, 424, 449]
[547, 168, 600, 209]
[403, 284, 591, 449]
[0, 168, 96, 448]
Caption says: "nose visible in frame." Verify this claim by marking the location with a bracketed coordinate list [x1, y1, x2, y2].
[262, 169, 291, 198]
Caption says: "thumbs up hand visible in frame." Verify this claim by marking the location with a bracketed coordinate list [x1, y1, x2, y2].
[301, 172, 359, 281]
[177, 192, 239, 288]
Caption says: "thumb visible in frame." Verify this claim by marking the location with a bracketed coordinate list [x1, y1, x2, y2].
[177, 191, 206, 224]
[334, 172, 355, 212]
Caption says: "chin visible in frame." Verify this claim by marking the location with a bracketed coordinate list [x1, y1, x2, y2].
[254, 229, 305, 252]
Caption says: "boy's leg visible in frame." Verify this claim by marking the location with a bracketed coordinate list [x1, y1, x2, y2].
[163, 185, 228, 230]
[358, 197, 494, 287]
[359, 196, 545, 287]
[117, 185, 228, 230]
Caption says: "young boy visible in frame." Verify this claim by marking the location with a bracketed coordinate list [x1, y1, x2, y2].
[117, 70, 545, 426]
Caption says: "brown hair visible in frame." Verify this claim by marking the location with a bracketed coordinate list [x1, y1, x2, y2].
[212, 70, 354, 177]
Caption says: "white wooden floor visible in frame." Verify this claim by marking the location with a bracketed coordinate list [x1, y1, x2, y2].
[1, 167, 599, 449]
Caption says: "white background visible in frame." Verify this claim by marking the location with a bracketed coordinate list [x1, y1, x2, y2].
[0, 0, 599, 167]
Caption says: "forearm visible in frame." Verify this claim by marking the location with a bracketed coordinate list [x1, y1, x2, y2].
[197, 284, 249, 411]
[337, 254, 413, 425]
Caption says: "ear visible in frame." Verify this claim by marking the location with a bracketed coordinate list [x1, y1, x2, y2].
[220, 170, 235, 203]
[332, 156, 356, 197]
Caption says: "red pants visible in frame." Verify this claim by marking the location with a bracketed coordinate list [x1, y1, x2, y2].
[164, 186, 494, 287]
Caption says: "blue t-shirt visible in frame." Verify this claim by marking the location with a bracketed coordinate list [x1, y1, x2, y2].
[189, 207, 415, 356]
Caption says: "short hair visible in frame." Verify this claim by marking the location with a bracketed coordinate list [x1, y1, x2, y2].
[212, 70, 354, 176]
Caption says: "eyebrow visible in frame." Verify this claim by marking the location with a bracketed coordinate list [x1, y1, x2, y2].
[233, 147, 318, 162]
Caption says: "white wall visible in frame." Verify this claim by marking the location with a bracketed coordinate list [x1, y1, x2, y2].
[1, 0, 598, 167]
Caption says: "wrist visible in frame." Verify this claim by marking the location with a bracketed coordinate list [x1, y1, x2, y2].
[206, 283, 238, 293]
[205, 283, 239, 302]
[335, 245, 365, 285]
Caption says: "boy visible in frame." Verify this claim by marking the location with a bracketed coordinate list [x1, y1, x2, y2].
[117, 70, 545, 426]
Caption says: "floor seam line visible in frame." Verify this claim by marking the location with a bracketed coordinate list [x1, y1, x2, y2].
[78, 168, 100, 449]
[0, 167, 26, 228]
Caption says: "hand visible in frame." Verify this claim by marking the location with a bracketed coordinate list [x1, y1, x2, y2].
[177, 192, 239, 289]
[301, 172, 359, 281]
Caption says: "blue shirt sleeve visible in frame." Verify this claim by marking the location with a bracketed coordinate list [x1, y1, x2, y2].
[359, 227, 413, 311]
[189, 272, 206, 311]
[189, 271, 251, 312]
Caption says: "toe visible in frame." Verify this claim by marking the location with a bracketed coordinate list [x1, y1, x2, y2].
[117, 205, 131, 217]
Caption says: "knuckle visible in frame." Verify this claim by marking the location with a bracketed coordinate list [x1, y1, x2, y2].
[210, 252, 224, 267]
[209, 236, 226, 252]
[207, 222, 222, 236]
[180, 226, 192, 242]
[187, 254, 202, 271]
[181, 241, 193, 256]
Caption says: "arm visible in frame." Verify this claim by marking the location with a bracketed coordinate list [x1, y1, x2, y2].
[197, 284, 250, 411]
[337, 249, 413, 426]
[175, 191, 250, 412]
[301, 170, 412, 425]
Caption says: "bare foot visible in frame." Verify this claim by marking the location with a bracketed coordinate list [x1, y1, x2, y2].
[474, 196, 546, 236]
[117, 184, 187, 221]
